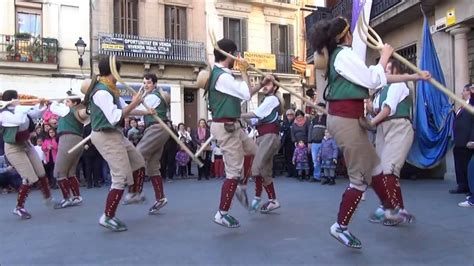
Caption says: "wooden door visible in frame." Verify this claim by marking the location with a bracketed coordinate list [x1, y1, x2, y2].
[183, 88, 198, 129]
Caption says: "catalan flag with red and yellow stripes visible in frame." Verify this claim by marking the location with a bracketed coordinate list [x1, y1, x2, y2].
[292, 57, 307, 75]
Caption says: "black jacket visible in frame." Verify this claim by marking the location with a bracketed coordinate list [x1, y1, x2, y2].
[453, 97, 474, 148]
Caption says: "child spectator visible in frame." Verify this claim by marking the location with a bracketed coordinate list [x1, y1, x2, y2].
[42, 128, 58, 189]
[292, 140, 310, 181]
[127, 119, 141, 146]
[318, 130, 338, 185]
[175, 137, 190, 178]
[211, 141, 225, 179]
[34, 137, 46, 163]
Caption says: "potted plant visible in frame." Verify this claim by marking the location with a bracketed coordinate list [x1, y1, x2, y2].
[31, 36, 42, 63]
[6, 44, 14, 61]
[14, 32, 32, 39]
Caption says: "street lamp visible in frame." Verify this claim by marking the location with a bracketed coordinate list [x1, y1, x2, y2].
[75, 37, 87, 67]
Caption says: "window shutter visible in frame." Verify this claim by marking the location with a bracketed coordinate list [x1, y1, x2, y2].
[288, 24, 294, 57]
[180, 7, 187, 40]
[223, 17, 229, 39]
[271, 23, 279, 54]
[113, 0, 120, 33]
[165, 6, 170, 39]
[241, 19, 248, 53]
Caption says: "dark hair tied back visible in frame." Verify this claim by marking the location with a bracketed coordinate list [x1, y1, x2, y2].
[311, 17, 349, 56]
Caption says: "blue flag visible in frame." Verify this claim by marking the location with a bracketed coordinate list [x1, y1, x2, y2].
[406, 14, 454, 168]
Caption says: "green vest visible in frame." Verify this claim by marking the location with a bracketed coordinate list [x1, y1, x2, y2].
[326, 47, 369, 101]
[89, 82, 122, 131]
[377, 84, 412, 120]
[2, 127, 18, 144]
[208, 66, 241, 119]
[259, 95, 280, 124]
[144, 89, 168, 126]
[57, 108, 83, 136]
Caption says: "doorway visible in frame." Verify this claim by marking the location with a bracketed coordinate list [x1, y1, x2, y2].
[183, 88, 198, 129]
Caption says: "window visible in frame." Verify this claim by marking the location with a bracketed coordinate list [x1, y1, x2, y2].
[114, 0, 138, 35]
[271, 24, 294, 73]
[223, 17, 247, 53]
[165, 5, 187, 40]
[16, 7, 42, 36]
[397, 44, 417, 72]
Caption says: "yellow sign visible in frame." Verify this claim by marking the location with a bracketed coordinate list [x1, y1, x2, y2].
[101, 43, 124, 51]
[243, 52, 276, 70]
[446, 8, 456, 27]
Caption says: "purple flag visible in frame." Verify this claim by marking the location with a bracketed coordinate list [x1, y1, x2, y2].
[351, 0, 366, 32]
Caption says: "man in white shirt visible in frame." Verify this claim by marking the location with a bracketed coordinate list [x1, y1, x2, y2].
[87, 56, 146, 232]
[241, 75, 283, 213]
[207, 38, 259, 228]
[125, 73, 171, 215]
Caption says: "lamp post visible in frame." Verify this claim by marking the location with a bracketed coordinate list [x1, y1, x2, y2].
[74, 37, 87, 67]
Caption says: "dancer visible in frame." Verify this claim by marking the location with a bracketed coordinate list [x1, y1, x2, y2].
[49, 96, 88, 209]
[368, 58, 417, 225]
[311, 17, 430, 248]
[86, 57, 146, 231]
[241, 75, 282, 213]
[0, 90, 54, 219]
[207, 38, 258, 228]
[122, 73, 171, 216]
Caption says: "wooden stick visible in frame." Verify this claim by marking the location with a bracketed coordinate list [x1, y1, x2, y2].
[209, 30, 327, 115]
[109, 56, 204, 167]
[357, 11, 474, 114]
[195, 135, 214, 157]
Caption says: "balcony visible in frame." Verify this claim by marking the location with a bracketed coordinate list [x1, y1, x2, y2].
[276, 54, 294, 74]
[370, 0, 402, 19]
[242, 0, 299, 10]
[98, 33, 206, 66]
[0, 34, 59, 70]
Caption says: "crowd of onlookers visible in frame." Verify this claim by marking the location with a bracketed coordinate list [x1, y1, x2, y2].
[0, 99, 344, 194]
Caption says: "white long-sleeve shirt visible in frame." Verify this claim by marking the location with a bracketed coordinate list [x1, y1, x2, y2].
[0, 104, 46, 131]
[49, 101, 70, 117]
[373, 82, 410, 116]
[92, 90, 127, 125]
[214, 63, 251, 101]
[136, 92, 161, 112]
[334, 46, 387, 92]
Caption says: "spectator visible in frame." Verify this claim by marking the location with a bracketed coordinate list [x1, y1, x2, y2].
[211, 141, 225, 179]
[292, 140, 310, 181]
[42, 128, 58, 189]
[178, 123, 195, 176]
[192, 118, 211, 180]
[160, 121, 178, 182]
[83, 123, 103, 188]
[34, 137, 45, 163]
[42, 104, 59, 127]
[0, 155, 21, 192]
[123, 117, 131, 136]
[127, 119, 142, 146]
[308, 103, 327, 182]
[43, 123, 52, 135]
[175, 137, 190, 178]
[318, 129, 338, 185]
[450, 83, 474, 194]
[281, 109, 296, 177]
[291, 109, 310, 144]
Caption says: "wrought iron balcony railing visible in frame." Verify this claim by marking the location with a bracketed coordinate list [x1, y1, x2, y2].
[276, 54, 294, 74]
[98, 33, 206, 65]
[0, 34, 59, 64]
[370, 0, 402, 19]
[272, 0, 299, 4]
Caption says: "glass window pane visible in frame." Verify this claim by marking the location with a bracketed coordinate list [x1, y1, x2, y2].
[17, 12, 41, 36]
[228, 19, 241, 52]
